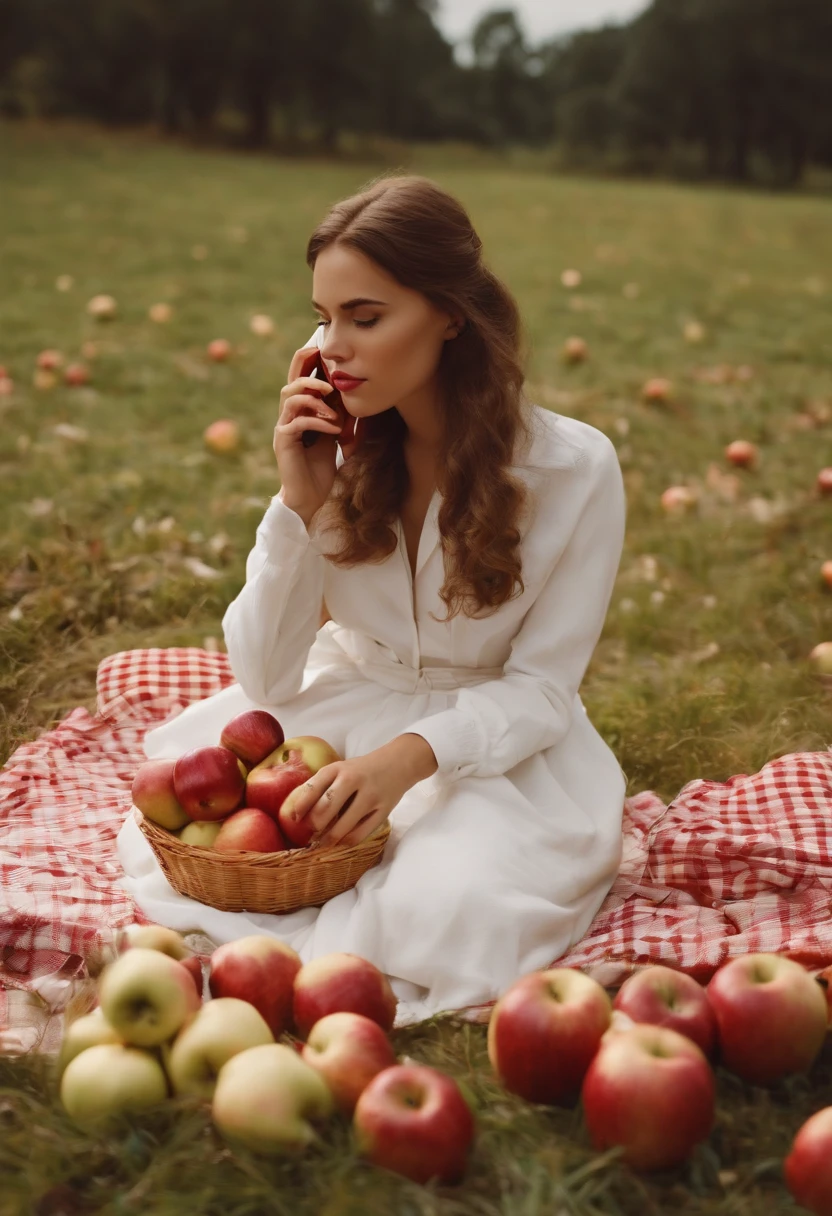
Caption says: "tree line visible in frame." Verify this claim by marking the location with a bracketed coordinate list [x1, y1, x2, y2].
[1, 0, 830, 187]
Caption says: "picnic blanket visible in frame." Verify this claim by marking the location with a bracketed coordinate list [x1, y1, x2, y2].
[2, 646, 831, 1055]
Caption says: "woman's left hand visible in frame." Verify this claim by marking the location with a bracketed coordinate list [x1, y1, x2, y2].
[287, 750, 413, 849]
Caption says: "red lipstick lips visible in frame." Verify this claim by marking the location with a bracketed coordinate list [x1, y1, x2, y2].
[330, 373, 365, 391]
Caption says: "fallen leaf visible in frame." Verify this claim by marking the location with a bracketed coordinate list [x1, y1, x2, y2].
[181, 556, 223, 580]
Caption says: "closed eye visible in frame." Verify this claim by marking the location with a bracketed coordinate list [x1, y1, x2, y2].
[316, 318, 378, 330]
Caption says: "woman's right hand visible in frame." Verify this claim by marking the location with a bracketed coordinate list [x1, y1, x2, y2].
[273, 345, 344, 525]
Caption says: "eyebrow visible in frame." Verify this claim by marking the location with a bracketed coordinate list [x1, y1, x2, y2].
[312, 297, 388, 311]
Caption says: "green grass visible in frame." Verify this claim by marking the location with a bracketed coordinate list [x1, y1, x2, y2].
[1, 120, 832, 1213]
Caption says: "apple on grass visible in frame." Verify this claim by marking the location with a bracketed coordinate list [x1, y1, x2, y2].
[220, 709, 284, 768]
[301, 1011, 397, 1114]
[245, 736, 341, 837]
[817, 468, 832, 497]
[99, 948, 201, 1048]
[353, 1063, 475, 1185]
[207, 338, 232, 362]
[809, 642, 832, 676]
[212, 1043, 334, 1152]
[163, 997, 273, 1100]
[784, 1106, 832, 1216]
[58, 1007, 122, 1076]
[706, 952, 828, 1084]
[172, 745, 247, 821]
[487, 967, 612, 1105]
[612, 965, 718, 1059]
[203, 419, 241, 455]
[60, 1043, 168, 1129]
[821, 561, 832, 589]
[581, 1023, 715, 1172]
[116, 923, 203, 997]
[725, 440, 759, 469]
[293, 953, 398, 1039]
[214, 807, 288, 853]
[209, 935, 302, 1037]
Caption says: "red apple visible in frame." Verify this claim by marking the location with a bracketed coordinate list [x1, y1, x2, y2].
[613, 965, 718, 1059]
[818, 468, 832, 497]
[132, 758, 191, 830]
[172, 745, 247, 821]
[220, 710, 284, 768]
[582, 1023, 715, 1172]
[660, 485, 697, 515]
[207, 338, 232, 362]
[301, 1011, 397, 1114]
[642, 377, 673, 404]
[245, 736, 341, 831]
[293, 953, 398, 1039]
[214, 807, 288, 853]
[63, 363, 90, 387]
[725, 439, 758, 469]
[203, 419, 241, 454]
[37, 349, 64, 370]
[706, 952, 828, 1084]
[821, 561, 832, 589]
[562, 336, 588, 364]
[353, 1064, 475, 1185]
[487, 967, 612, 1105]
[209, 935, 302, 1037]
[784, 1106, 832, 1216]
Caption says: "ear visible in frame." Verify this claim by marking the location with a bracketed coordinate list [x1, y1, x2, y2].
[444, 316, 466, 340]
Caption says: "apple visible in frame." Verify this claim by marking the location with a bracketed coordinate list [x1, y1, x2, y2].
[612, 965, 718, 1059]
[246, 736, 341, 829]
[220, 709, 284, 768]
[660, 485, 697, 515]
[99, 948, 201, 1047]
[293, 952, 398, 1039]
[87, 293, 117, 319]
[301, 1011, 397, 1115]
[148, 302, 172, 323]
[178, 820, 223, 848]
[63, 363, 90, 387]
[163, 997, 273, 1099]
[214, 807, 288, 853]
[250, 314, 275, 336]
[706, 952, 828, 1084]
[810, 642, 832, 675]
[821, 561, 832, 589]
[487, 967, 612, 1105]
[60, 1043, 168, 1128]
[784, 1106, 832, 1216]
[212, 1043, 335, 1152]
[275, 782, 319, 847]
[132, 758, 191, 830]
[642, 377, 673, 404]
[581, 1023, 715, 1172]
[172, 745, 247, 820]
[818, 468, 832, 497]
[118, 922, 190, 960]
[725, 440, 758, 469]
[562, 336, 588, 364]
[58, 1007, 122, 1075]
[203, 419, 241, 454]
[209, 935, 302, 1037]
[37, 349, 64, 370]
[207, 338, 232, 362]
[353, 1063, 475, 1185]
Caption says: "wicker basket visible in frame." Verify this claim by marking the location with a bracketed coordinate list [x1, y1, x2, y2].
[135, 808, 391, 914]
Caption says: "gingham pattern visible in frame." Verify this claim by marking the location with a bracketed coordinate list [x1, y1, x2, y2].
[2, 647, 831, 1048]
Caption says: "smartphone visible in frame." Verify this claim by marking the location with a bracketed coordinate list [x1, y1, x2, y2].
[301, 350, 356, 449]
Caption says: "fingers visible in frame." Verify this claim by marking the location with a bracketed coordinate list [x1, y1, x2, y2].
[332, 808, 386, 849]
[288, 345, 323, 382]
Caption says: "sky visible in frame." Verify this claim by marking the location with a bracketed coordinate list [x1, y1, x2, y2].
[435, 0, 649, 51]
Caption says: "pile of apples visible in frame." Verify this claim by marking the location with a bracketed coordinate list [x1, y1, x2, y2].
[488, 953, 832, 1209]
[58, 927, 474, 1184]
[132, 710, 343, 853]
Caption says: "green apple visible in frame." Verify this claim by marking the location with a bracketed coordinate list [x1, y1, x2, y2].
[58, 1007, 122, 1076]
[118, 923, 190, 959]
[212, 1043, 335, 1152]
[99, 948, 202, 1047]
[178, 821, 223, 848]
[60, 1043, 168, 1128]
[163, 998, 274, 1100]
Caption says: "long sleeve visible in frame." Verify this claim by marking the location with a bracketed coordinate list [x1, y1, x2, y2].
[404, 434, 626, 782]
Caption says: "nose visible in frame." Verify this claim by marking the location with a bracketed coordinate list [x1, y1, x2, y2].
[319, 324, 352, 366]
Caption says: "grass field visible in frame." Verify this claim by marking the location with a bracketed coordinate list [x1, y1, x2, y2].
[1, 120, 832, 1214]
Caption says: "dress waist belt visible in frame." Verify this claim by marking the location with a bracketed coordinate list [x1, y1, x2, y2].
[322, 626, 503, 694]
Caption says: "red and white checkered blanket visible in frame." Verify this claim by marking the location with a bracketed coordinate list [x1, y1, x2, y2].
[2, 647, 831, 1051]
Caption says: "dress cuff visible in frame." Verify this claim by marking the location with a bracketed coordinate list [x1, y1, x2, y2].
[403, 708, 485, 780]
[258, 493, 313, 560]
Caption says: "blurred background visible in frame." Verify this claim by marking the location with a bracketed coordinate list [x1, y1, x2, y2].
[2, 0, 831, 189]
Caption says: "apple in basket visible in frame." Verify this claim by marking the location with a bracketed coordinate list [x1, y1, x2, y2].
[293, 953, 398, 1039]
[173, 746, 248, 820]
[706, 952, 829, 1084]
[220, 709, 284, 769]
[784, 1106, 832, 1216]
[213, 807, 289, 853]
[60, 1043, 169, 1129]
[301, 1011, 397, 1115]
[132, 758, 191, 830]
[178, 821, 223, 848]
[245, 736, 341, 827]
[613, 965, 718, 1059]
[99, 948, 201, 1048]
[487, 967, 612, 1105]
[209, 936, 302, 1037]
[353, 1063, 476, 1185]
[163, 997, 274, 1099]
[581, 1023, 715, 1172]
[212, 1043, 335, 1152]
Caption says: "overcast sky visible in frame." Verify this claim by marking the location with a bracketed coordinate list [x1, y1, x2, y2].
[435, 0, 648, 49]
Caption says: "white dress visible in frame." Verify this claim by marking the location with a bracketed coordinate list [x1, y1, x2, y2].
[117, 337, 628, 1027]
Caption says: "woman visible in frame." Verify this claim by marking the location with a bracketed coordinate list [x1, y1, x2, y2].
[117, 173, 628, 1026]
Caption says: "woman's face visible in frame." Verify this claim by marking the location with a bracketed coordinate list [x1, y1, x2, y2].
[311, 244, 459, 424]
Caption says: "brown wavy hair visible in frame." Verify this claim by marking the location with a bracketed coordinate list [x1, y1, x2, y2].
[307, 172, 535, 622]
